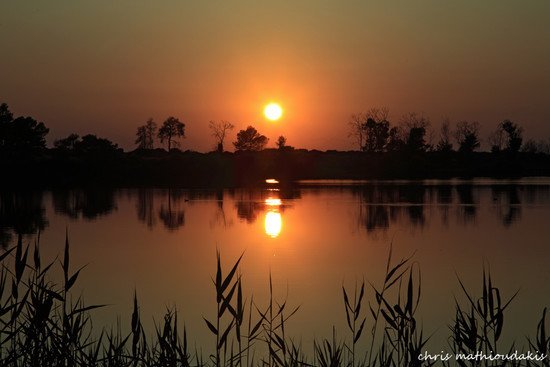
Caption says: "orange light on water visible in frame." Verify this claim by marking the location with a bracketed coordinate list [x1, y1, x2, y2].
[265, 198, 282, 206]
[264, 211, 282, 238]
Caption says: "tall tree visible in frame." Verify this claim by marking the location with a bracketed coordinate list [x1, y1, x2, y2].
[135, 118, 157, 149]
[488, 128, 505, 153]
[158, 117, 185, 151]
[209, 120, 234, 152]
[500, 120, 523, 153]
[233, 126, 268, 151]
[454, 121, 480, 153]
[0, 103, 14, 148]
[348, 114, 365, 151]
[400, 112, 431, 152]
[436, 118, 453, 152]
[0, 103, 13, 124]
[276, 135, 287, 150]
[349, 107, 390, 152]
[0, 114, 49, 152]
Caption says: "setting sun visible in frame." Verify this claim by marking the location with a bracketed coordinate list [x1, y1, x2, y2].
[264, 103, 283, 121]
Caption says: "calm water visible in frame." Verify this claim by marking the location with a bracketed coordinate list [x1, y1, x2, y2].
[1, 179, 550, 353]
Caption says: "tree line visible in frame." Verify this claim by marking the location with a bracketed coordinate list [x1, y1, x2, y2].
[1, 101, 550, 155]
[347, 107, 550, 155]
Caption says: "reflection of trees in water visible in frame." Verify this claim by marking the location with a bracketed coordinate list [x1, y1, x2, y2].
[436, 185, 453, 226]
[53, 189, 117, 220]
[491, 185, 521, 227]
[210, 190, 233, 229]
[456, 185, 477, 224]
[355, 185, 427, 234]
[136, 189, 156, 228]
[233, 188, 296, 224]
[158, 189, 186, 231]
[399, 186, 426, 227]
[0, 191, 48, 248]
[358, 205, 389, 233]
[235, 201, 264, 223]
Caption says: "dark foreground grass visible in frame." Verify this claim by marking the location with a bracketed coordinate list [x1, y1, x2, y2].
[0, 234, 548, 367]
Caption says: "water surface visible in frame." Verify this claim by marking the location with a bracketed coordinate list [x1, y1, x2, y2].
[1, 179, 549, 353]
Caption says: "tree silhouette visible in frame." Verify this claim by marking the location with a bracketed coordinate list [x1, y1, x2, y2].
[488, 128, 505, 153]
[0, 103, 49, 152]
[436, 118, 453, 152]
[521, 139, 550, 154]
[73, 134, 122, 155]
[158, 117, 185, 151]
[0, 103, 13, 124]
[135, 118, 157, 149]
[54, 133, 80, 151]
[348, 114, 365, 151]
[400, 112, 431, 152]
[348, 107, 390, 152]
[233, 126, 268, 151]
[363, 107, 390, 152]
[500, 120, 523, 154]
[209, 120, 234, 152]
[276, 136, 287, 150]
[386, 126, 404, 152]
[454, 121, 480, 153]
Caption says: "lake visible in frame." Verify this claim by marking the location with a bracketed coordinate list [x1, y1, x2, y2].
[1, 178, 549, 357]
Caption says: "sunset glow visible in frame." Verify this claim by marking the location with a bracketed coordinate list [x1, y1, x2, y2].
[265, 198, 282, 206]
[264, 103, 283, 121]
[264, 211, 282, 238]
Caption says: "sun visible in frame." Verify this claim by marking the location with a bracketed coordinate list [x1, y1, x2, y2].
[264, 103, 283, 121]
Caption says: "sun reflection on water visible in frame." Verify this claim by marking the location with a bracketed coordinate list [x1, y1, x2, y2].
[264, 197, 283, 238]
[264, 211, 282, 238]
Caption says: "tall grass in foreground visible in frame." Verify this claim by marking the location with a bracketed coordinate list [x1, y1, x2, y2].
[0, 234, 548, 367]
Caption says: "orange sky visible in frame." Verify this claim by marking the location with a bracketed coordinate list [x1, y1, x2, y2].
[1, 1, 549, 151]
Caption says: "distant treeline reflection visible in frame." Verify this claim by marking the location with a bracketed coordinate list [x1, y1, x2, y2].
[1, 184, 549, 247]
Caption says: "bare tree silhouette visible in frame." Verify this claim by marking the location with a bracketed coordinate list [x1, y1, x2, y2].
[135, 118, 157, 149]
[209, 120, 234, 152]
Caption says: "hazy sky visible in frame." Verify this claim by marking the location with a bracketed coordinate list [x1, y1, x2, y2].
[1, 1, 549, 151]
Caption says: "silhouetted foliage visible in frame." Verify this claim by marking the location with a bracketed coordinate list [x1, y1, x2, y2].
[276, 135, 287, 150]
[363, 108, 390, 152]
[401, 113, 431, 153]
[135, 118, 157, 149]
[0, 103, 13, 124]
[500, 120, 523, 154]
[53, 133, 80, 151]
[386, 126, 404, 152]
[209, 120, 234, 152]
[455, 121, 480, 153]
[348, 108, 391, 152]
[233, 126, 268, 151]
[436, 118, 453, 152]
[522, 138, 550, 154]
[276, 135, 295, 151]
[0, 103, 49, 153]
[348, 114, 365, 151]
[158, 116, 185, 151]
[76, 134, 122, 155]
